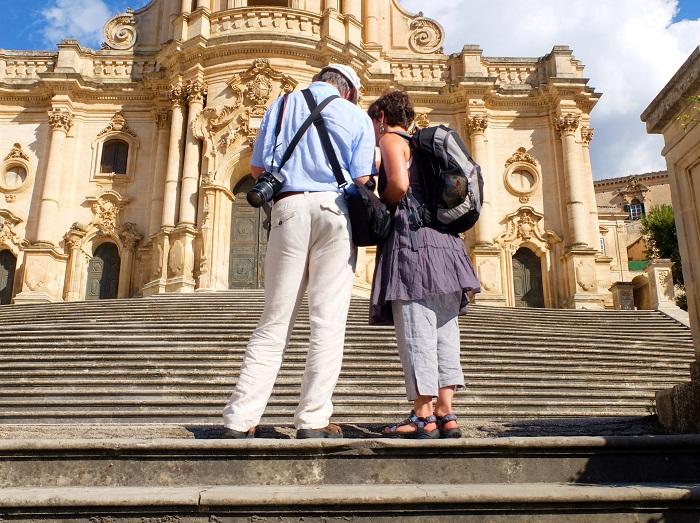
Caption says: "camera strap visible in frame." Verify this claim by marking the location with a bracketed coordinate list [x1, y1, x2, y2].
[275, 89, 339, 174]
[302, 89, 347, 189]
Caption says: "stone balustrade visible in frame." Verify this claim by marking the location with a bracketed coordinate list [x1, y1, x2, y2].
[211, 8, 321, 39]
[486, 64, 541, 88]
[92, 59, 158, 80]
[390, 62, 446, 83]
[0, 55, 55, 80]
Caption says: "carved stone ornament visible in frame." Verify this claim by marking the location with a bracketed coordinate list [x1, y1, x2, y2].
[168, 239, 185, 277]
[226, 59, 298, 116]
[414, 113, 430, 130]
[168, 84, 186, 107]
[408, 15, 445, 54]
[102, 9, 138, 51]
[120, 222, 143, 251]
[155, 110, 170, 130]
[98, 111, 137, 138]
[581, 126, 595, 145]
[48, 108, 74, 133]
[505, 147, 538, 167]
[496, 206, 562, 249]
[466, 115, 488, 135]
[478, 259, 501, 293]
[555, 113, 580, 136]
[187, 80, 207, 105]
[85, 191, 129, 236]
[616, 175, 650, 204]
[0, 209, 28, 251]
[658, 269, 672, 287]
[575, 261, 596, 292]
[4, 143, 29, 163]
[64, 223, 87, 251]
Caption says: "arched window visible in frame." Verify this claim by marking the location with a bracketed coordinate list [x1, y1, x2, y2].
[100, 139, 129, 175]
[627, 199, 645, 221]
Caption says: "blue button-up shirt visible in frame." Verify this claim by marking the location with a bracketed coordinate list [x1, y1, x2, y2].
[251, 82, 376, 192]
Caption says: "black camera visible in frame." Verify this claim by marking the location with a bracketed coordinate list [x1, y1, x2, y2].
[247, 171, 284, 208]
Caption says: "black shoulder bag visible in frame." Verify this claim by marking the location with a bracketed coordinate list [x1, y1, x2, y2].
[301, 90, 392, 247]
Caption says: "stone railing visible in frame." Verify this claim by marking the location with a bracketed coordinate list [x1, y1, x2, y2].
[92, 58, 158, 80]
[390, 62, 447, 83]
[0, 55, 56, 80]
[486, 64, 541, 88]
[211, 8, 321, 39]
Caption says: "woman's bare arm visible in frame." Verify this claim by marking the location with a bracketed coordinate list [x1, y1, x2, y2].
[379, 133, 411, 207]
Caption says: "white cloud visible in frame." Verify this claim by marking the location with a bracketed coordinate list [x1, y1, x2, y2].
[42, 0, 113, 49]
[401, 0, 700, 179]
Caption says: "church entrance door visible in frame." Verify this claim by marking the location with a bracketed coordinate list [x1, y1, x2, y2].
[0, 250, 16, 305]
[229, 176, 268, 289]
[86, 243, 121, 300]
[512, 247, 544, 308]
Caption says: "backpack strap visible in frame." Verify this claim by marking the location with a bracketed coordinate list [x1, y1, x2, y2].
[301, 89, 347, 188]
[276, 89, 339, 174]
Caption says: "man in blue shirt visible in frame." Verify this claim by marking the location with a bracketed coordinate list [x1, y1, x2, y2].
[223, 64, 375, 439]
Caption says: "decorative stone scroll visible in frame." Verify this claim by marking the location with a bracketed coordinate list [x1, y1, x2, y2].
[505, 147, 537, 168]
[0, 209, 28, 252]
[85, 191, 129, 236]
[102, 9, 138, 51]
[408, 15, 444, 54]
[97, 111, 137, 138]
[3, 143, 29, 163]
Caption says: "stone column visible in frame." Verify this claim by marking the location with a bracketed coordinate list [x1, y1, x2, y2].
[178, 80, 206, 227]
[556, 113, 588, 249]
[148, 110, 171, 238]
[467, 115, 491, 246]
[229, 0, 247, 6]
[324, 0, 340, 10]
[36, 108, 74, 245]
[581, 126, 601, 250]
[118, 224, 143, 299]
[363, 0, 379, 45]
[161, 85, 186, 229]
[343, 0, 362, 19]
[62, 225, 87, 301]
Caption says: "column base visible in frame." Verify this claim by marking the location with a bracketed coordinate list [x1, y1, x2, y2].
[471, 244, 508, 307]
[165, 225, 197, 293]
[14, 245, 68, 304]
[141, 231, 171, 296]
[563, 247, 606, 310]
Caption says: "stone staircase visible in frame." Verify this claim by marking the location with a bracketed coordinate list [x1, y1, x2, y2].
[1, 291, 699, 521]
[0, 290, 695, 424]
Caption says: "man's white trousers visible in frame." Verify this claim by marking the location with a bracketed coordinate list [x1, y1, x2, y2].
[223, 191, 356, 431]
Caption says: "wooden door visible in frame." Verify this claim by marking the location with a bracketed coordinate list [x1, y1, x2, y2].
[86, 243, 121, 300]
[229, 176, 268, 289]
[0, 250, 16, 305]
[513, 247, 544, 308]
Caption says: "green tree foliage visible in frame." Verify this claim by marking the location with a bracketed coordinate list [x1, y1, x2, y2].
[641, 204, 687, 310]
[679, 94, 700, 128]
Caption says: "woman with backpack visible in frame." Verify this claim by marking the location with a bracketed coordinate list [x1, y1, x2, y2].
[367, 90, 480, 439]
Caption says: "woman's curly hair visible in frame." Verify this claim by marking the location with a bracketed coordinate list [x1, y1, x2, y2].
[367, 90, 415, 130]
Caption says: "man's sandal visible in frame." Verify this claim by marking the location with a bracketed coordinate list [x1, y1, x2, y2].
[436, 413, 462, 439]
[382, 411, 440, 439]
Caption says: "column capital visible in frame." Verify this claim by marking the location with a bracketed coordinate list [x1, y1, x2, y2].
[120, 222, 143, 251]
[555, 113, 580, 136]
[186, 80, 207, 105]
[581, 126, 595, 145]
[168, 84, 186, 107]
[466, 114, 488, 135]
[48, 108, 74, 133]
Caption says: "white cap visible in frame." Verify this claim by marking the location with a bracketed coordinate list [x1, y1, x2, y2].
[320, 63, 361, 102]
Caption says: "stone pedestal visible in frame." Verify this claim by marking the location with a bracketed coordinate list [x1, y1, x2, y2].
[609, 281, 635, 310]
[14, 245, 68, 304]
[563, 248, 605, 309]
[142, 230, 170, 297]
[472, 244, 507, 307]
[165, 225, 197, 293]
[645, 259, 678, 310]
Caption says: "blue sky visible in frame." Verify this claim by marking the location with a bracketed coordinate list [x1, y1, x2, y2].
[1, 0, 699, 180]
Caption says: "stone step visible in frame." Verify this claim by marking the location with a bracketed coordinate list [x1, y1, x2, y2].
[1, 483, 699, 522]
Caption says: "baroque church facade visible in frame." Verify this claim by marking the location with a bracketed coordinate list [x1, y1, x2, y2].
[0, 0, 618, 309]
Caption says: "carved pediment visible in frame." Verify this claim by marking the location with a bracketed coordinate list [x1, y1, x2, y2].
[4, 143, 30, 163]
[505, 147, 538, 168]
[497, 207, 562, 248]
[98, 111, 137, 138]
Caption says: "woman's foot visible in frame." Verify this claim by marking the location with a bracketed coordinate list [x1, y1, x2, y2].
[435, 413, 461, 438]
[382, 411, 440, 439]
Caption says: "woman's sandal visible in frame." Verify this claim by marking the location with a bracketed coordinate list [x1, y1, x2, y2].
[382, 410, 441, 439]
[436, 413, 462, 439]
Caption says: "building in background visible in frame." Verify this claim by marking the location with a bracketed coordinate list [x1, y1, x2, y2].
[0, 0, 626, 309]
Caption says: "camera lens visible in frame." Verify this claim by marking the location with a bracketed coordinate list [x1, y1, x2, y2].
[247, 186, 269, 208]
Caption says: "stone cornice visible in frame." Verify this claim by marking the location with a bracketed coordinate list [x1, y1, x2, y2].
[642, 46, 700, 133]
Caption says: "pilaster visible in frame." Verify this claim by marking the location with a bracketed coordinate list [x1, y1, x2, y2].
[196, 184, 235, 292]
[562, 247, 605, 309]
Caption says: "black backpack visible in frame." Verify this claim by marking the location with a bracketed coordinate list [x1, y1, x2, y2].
[409, 125, 484, 234]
